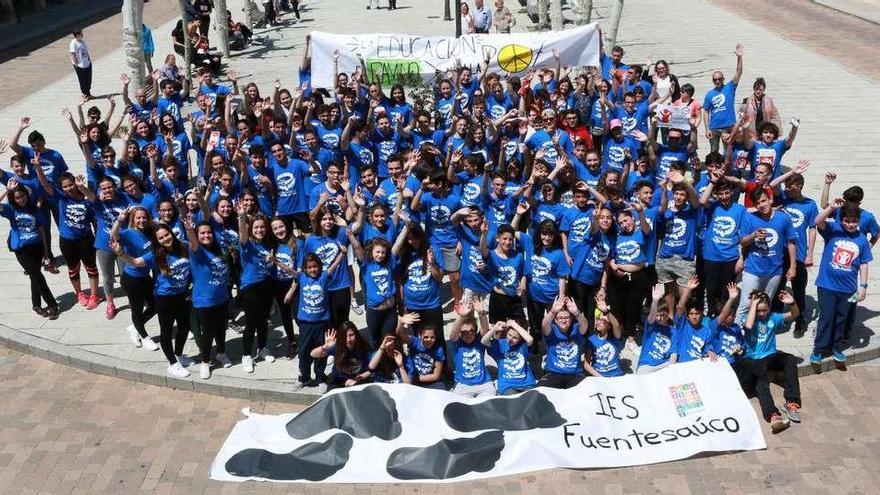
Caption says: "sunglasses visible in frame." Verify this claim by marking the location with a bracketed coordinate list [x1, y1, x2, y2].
[713, 78, 723, 82]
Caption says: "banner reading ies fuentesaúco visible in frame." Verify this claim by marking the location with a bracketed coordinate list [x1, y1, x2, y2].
[210, 360, 766, 483]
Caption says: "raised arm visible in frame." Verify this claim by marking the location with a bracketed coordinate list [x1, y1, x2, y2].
[675, 275, 699, 318]
[732, 44, 744, 86]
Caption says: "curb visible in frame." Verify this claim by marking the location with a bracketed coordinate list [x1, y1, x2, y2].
[3, 321, 879, 401]
[809, 0, 880, 26]
[0, 323, 320, 406]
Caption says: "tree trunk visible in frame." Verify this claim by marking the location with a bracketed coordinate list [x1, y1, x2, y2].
[122, 0, 146, 93]
[607, 0, 625, 52]
[178, 0, 193, 87]
[550, 0, 563, 31]
[215, 0, 230, 57]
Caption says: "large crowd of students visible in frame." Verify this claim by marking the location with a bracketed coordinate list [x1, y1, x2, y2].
[0, 29, 875, 436]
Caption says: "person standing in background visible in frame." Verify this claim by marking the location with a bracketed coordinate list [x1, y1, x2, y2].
[493, 0, 515, 33]
[194, 0, 213, 37]
[69, 30, 93, 101]
[142, 24, 155, 74]
[472, 0, 493, 34]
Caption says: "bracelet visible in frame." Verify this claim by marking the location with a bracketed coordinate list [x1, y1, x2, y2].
[860, 283, 868, 289]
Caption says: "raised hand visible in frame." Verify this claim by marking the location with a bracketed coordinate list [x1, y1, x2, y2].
[324, 328, 337, 347]
[777, 290, 794, 305]
[19, 117, 31, 130]
[564, 297, 579, 314]
[550, 295, 565, 314]
[792, 160, 810, 175]
[824, 171, 837, 184]
[400, 313, 421, 326]
[651, 283, 664, 301]
[685, 274, 700, 290]
[726, 282, 740, 299]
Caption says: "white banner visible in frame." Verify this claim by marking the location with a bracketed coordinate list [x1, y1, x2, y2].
[656, 104, 692, 130]
[210, 360, 765, 483]
[309, 25, 602, 88]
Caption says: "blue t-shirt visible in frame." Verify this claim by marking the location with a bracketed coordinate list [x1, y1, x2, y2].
[490, 250, 524, 297]
[675, 315, 713, 363]
[782, 197, 818, 263]
[614, 228, 647, 265]
[189, 246, 230, 308]
[296, 271, 330, 322]
[526, 129, 574, 164]
[702, 202, 746, 262]
[544, 323, 585, 375]
[420, 192, 460, 248]
[571, 230, 612, 286]
[751, 139, 788, 179]
[656, 145, 689, 182]
[370, 130, 403, 178]
[658, 205, 702, 260]
[399, 255, 441, 310]
[371, 351, 415, 384]
[816, 222, 873, 294]
[21, 147, 68, 185]
[702, 81, 737, 129]
[238, 240, 272, 290]
[489, 339, 536, 393]
[270, 158, 313, 215]
[0, 205, 45, 251]
[452, 338, 490, 386]
[119, 228, 153, 277]
[522, 234, 570, 304]
[586, 333, 623, 377]
[638, 321, 677, 368]
[410, 336, 446, 381]
[745, 313, 783, 360]
[271, 243, 296, 282]
[602, 135, 640, 172]
[304, 230, 350, 291]
[143, 251, 191, 297]
[742, 210, 795, 276]
[711, 321, 743, 364]
[455, 171, 485, 209]
[362, 259, 396, 308]
[614, 105, 649, 136]
[49, 192, 93, 241]
[458, 225, 493, 293]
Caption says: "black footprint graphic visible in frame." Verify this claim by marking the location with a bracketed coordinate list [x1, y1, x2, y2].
[224, 432, 353, 481]
[386, 430, 505, 480]
[443, 390, 567, 432]
[287, 385, 402, 440]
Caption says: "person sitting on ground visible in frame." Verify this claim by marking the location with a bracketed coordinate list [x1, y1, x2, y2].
[583, 291, 624, 377]
[538, 295, 589, 388]
[483, 318, 536, 395]
[742, 290, 802, 434]
[449, 298, 495, 397]
[310, 323, 373, 393]
[396, 313, 446, 390]
[368, 334, 414, 384]
[637, 283, 678, 374]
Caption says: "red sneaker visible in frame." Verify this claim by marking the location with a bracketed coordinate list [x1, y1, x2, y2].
[86, 294, 100, 310]
[76, 291, 89, 306]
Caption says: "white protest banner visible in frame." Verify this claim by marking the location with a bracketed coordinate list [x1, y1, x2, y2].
[210, 360, 765, 483]
[656, 104, 692, 130]
[309, 24, 601, 89]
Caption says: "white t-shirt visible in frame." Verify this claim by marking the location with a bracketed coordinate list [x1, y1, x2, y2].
[69, 39, 91, 68]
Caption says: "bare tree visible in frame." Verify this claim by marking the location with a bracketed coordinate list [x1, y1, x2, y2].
[550, 0, 563, 31]
[215, 0, 230, 57]
[122, 0, 146, 92]
[177, 0, 193, 87]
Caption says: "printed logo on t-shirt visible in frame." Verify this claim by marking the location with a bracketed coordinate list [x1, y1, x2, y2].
[686, 335, 706, 360]
[275, 172, 296, 197]
[616, 239, 641, 263]
[785, 207, 805, 229]
[497, 265, 517, 289]
[554, 340, 579, 369]
[830, 239, 859, 271]
[664, 217, 687, 248]
[321, 132, 340, 150]
[530, 255, 551, 279]
[711, 215, 737, 244]
[301, 282, 325, 314]
[429, 204, 451, 227]
[755, 228, 779, 254]
[65, 202, 88, 231]
[649, 332, 671, 360]
[406, 259, 430, 292]
[460, 347, 482, 379]
[710, 93, 726, 113]
[502, 350, 526, 380]
[594, 341, 616, 371]
[757, 148, 776, 165]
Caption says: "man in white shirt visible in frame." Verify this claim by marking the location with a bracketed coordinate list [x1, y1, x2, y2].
[472, 0, 493, 33]
[69, 30, 93, 100]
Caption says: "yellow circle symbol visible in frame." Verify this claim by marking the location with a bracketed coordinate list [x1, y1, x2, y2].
[497, 44, 533, 73]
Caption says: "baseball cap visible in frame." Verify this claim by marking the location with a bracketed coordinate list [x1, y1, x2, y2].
[609, 119, 623, 129]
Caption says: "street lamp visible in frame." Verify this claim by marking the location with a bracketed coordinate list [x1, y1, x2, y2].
[444, 0, 452, 21]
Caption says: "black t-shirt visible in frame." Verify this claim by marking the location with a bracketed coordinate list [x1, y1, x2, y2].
[194, 0, 213, 15]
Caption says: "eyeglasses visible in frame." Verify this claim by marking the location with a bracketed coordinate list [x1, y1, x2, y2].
[542, 117, 555, 122]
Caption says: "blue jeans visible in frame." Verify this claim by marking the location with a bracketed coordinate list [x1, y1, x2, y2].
[814, 287, 850, 354]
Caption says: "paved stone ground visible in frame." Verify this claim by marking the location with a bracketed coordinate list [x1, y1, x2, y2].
[0, 0, 879, 398]
[2, 346, 880, 493]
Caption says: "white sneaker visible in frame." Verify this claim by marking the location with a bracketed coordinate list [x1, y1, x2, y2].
[200, 363, 211, 380]
[167, 362, 190, 378]
[142, 336, 159, 351]
[258, 348, 275, 363]
[127, 325, 142, 347]
[351, 298, 364, 315]
[242, 355, 254, 373]
[217, 353, 233, 368]
[625, 338, 641, 357]
[317, 383, 328, 394]
[176, 354, 195, 368]
[229, 321, 244, 334]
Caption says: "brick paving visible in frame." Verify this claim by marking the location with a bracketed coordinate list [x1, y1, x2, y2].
[1, 346, 879, 494]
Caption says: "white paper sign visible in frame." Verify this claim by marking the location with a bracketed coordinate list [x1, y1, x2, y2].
[309, 25, 602, 88]
[210, 360, 765, 483]
[656, 104, 692, 130]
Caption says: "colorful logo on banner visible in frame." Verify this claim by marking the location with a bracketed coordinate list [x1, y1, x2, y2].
[669, 382, 704, 417]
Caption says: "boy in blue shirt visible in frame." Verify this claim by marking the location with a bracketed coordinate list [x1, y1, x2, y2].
[637, 283, 678, 373]
[449, 299, 495, 398]
[779, 173, 818, 337]
[483, 318, 536, 395]
[742, 290, 802, 434]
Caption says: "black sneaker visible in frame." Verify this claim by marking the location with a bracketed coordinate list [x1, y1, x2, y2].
[793, 320, 806, 339]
